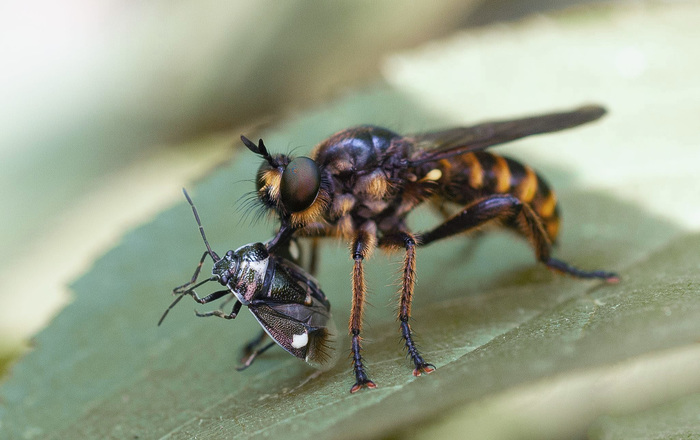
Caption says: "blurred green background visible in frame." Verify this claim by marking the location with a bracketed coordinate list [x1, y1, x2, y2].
[2, 1, 700, 439]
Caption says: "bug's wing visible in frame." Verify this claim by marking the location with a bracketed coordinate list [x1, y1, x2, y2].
[248, 299, 339, 370]
[275, 256, 330, 306]
[407, 105, 606, 165]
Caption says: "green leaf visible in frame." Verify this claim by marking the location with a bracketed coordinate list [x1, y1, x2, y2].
[2, 3, 699, 439]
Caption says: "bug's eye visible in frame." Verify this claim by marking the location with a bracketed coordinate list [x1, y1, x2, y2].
[281, 157, 320, 212]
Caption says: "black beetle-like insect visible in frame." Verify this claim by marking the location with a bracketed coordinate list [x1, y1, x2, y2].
[159, 189, 338, 370]
[242, 105, 619, 392]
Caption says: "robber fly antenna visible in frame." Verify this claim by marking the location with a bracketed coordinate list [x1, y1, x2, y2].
[241, 135, 277, 167]
[182, 188, 220, 261]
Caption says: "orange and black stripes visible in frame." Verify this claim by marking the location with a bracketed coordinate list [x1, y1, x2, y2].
[349, 227, 377, 392]
[436, 151, 561, 242]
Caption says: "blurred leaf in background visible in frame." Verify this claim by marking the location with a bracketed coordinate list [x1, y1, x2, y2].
[2, 1, 700, 439]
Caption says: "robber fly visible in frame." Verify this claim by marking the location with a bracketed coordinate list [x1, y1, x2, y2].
[242, 105, 619, 392]
[159, 189, 338, 371]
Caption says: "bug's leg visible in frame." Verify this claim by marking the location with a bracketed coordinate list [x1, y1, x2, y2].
[195, 297, 242, 319]
[242, 330, 269, 356]
[419, 194, 618, 282]
[349, 226, 378, 393]
[159, 279, 222, 326]
[237, 340, 275, 371]
[381, 232, 435, 376]
[217, 291, 237, 312]
[173, 251, 209, 293]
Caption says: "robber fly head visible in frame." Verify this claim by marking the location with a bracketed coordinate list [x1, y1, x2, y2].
[241, 135, 329, 228]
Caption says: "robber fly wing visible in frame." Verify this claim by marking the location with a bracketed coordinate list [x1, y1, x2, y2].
[408, 105, 606, 165]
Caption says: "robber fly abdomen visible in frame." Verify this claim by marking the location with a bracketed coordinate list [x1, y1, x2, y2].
[242, 105, 619, 393]
[431, 151, 561, 242]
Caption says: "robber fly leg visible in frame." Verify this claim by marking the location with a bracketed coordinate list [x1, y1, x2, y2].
[392, 232, 435, 376]
[419, 194, 618, 282]
[349, 227, 377, 393]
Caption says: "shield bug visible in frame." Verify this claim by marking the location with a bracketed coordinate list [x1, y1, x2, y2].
[159, 189, 338, 371]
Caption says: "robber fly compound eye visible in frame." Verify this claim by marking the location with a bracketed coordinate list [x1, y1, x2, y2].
[279, 157, 321, 213]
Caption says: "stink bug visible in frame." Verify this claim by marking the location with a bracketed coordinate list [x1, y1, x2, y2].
[159, 189, 338, 370]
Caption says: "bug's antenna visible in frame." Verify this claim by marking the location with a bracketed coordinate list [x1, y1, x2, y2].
[182, 188, 220, 261]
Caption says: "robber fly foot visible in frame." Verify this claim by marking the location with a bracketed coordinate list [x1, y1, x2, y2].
[413, 362, 436, 377]
[350, 376, 377, 393]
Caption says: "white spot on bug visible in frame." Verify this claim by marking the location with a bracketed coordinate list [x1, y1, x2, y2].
[292, 332, 308, 349]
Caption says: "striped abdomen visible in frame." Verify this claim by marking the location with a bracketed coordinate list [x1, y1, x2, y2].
[435, 151, 560, 241]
